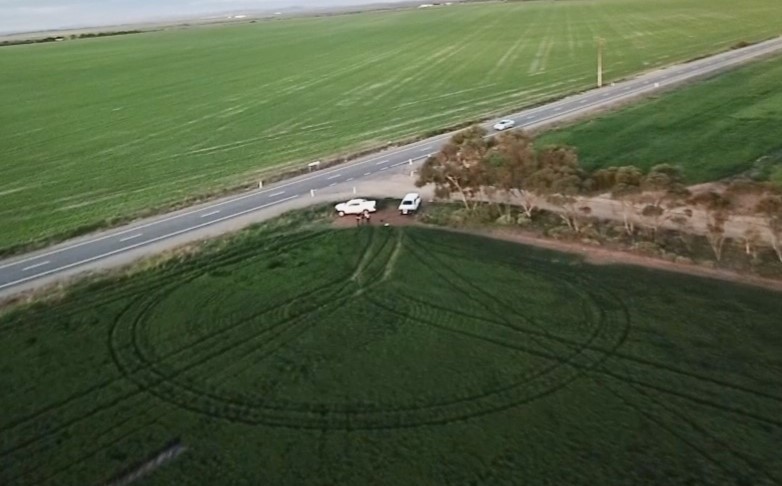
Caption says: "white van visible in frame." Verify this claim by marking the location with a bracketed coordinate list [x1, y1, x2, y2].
[398, 193, 422, 215]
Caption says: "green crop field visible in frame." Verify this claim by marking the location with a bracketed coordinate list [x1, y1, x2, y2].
[2, 0, 782, 253]
[539, 52, 782, 183]
[1, 220, 781, 485]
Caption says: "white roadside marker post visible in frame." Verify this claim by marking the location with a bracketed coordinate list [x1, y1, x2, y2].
[310, 189, 315, 198]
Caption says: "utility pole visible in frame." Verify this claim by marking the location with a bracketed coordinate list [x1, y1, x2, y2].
[596, 37, 605, 88]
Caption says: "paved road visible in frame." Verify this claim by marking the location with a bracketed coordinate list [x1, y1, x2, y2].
[2, 36, 782, 295]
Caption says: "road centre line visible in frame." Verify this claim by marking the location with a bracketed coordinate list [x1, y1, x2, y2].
[375, 159, 389, 165]
[200, 210, 220, 218]
[119, 233, 143, 242]
[0, 195, 299, 291]
[267, 191, 286, 197]
[326, 174, 341, 180]
[22, 261, 50, 272]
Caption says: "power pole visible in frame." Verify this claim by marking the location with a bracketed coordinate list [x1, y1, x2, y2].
[596, 37, 605, 88]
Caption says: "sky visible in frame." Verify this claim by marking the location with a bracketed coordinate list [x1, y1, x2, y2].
[0, 0, 411, 35]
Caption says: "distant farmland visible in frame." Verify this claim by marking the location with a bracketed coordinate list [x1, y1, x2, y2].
[2, 0, 782, 252]
[539, 51, 782, 183]
[1, 223, 780, 484]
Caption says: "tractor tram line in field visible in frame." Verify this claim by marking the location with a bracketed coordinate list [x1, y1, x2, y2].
[0, 231, 340, 483]
[407, 233, 782, 435]
[406, 231, 782, 482]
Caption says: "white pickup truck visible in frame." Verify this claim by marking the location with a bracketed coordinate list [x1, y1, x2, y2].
[335, 198, 377, 216]
[398, 193, 422, 215]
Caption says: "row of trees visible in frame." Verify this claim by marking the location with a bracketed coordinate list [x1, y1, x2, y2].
[415, 126, 782, 262]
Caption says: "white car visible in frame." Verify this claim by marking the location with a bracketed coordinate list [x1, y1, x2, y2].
[335, 198, 377, 216]
[398, 193, 422, 215]
[493, 119, 515, 131]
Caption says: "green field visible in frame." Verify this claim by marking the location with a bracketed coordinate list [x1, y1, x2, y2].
[1, 220, 781, 485]
[539, 52, 782, 183]
[2, 0, 782, 252]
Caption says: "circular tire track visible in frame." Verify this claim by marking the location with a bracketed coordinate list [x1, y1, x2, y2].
[0, 229, 337, 462]
[106, 227, 631, 430]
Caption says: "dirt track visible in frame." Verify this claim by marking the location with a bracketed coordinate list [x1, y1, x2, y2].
[445, 226, 782, 293]
[327, 202, 782, 293]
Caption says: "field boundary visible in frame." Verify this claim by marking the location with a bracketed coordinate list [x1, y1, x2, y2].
[421, 224, 782, 293]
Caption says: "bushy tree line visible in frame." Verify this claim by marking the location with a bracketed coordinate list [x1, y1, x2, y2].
[416, 126, 782, 262]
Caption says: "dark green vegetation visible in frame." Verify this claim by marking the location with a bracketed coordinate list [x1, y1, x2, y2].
[539, 53, 782, 183]
[1, 220, 781, 485]
[2, 0, 782, 252]
[416, 126, 782, 266]
[0, 30, 143, 47]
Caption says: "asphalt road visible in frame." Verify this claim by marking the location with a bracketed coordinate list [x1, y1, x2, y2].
[2, 36, 782, 295]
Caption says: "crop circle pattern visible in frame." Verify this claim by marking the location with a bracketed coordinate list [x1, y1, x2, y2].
[109, 229, 630, 429]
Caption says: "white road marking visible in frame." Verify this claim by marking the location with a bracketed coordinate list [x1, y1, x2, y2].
[326, 174, 341, 180]
[364, 172, 372, 176]
[267, 191, 286, 197]
[328, 182, 337, 187]
[119, 233, 143, 242]
[380, 167, 388, 171]
[22, 261, 50, 272]
[419, 146, 431, 152]
[200, 210, 220, 218]
[0, 195, 299, 291]
[375, 160, 389, 165]
[346, 177, 354, 182]
[553, 107, 562, 112]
